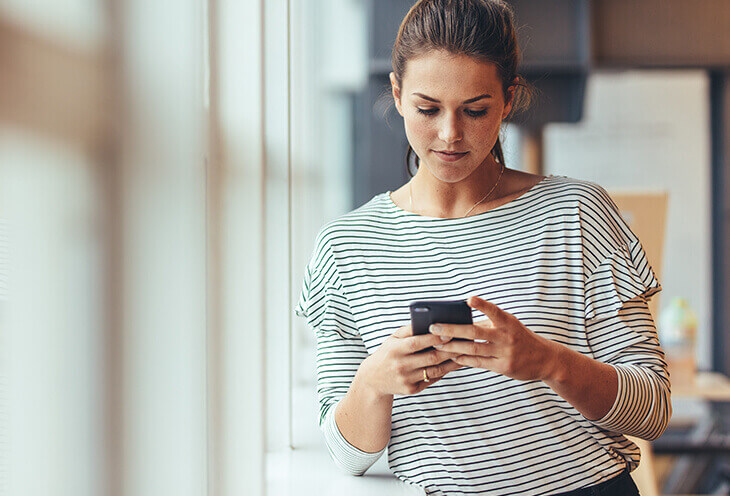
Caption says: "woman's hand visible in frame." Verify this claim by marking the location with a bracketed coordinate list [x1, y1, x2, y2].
[428, 296, 562, 382]
[357, 324, 464, 397]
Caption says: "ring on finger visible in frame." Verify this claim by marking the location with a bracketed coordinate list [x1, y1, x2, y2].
[423, 368, 430, 382]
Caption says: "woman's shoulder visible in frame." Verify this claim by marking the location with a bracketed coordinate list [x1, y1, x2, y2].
[539, 174, 618, 210]
[540, 173, 606, 193]
[500, 171, 613, 206]
[545, 175, 638, 247]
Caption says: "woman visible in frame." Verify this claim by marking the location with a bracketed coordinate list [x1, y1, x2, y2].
[295, 1, 671, 495]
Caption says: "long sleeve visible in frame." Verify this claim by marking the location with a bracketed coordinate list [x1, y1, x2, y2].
[294, 229, 386, 475]
[586, 296, 672, 440]
[576, 181, 671, 440]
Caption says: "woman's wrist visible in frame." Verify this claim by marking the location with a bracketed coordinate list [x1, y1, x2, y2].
[539, 339, 618, 421]
[538, 337, 569, 384]
[353, 356, 393, 402]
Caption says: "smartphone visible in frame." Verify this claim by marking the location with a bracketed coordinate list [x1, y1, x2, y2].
[409, 299, 473, 342]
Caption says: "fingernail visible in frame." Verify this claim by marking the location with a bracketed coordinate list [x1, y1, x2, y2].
[430, 324, 441, 333]
[440, 336, 450, 342]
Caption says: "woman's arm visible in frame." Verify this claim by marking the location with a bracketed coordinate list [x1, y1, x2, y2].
[575, 296, 672, 440]
[526, 298, 671, 440]
[541, 339, 619, 421]
[334, 367, 394, 454]
[312, 326, 385, 476]
[335, 325, 461, 455]
[313, 324, 460, 476]
[431, 295, 671, 440]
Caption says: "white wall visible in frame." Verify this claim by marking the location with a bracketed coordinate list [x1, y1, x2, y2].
[544, 70, 712, 369]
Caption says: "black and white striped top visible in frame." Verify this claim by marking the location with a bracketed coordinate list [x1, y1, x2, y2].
[294, 175, 671, 496]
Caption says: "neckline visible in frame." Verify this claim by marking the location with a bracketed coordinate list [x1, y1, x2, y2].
[385, 174, 554, 222]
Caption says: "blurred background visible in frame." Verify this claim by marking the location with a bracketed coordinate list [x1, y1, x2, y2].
[1, 0, 729, 495]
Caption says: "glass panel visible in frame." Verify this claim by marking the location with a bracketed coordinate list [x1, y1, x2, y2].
[290, 0, 367, 449]
[0, 127, 104, 496]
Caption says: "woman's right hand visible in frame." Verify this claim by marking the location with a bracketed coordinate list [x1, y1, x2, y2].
[356, 324, 463, 397]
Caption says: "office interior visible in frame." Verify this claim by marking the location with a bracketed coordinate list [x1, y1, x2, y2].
[0, 1, 729, 495]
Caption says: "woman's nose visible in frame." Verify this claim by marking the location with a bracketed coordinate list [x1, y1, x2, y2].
[437, 114, 462, 143]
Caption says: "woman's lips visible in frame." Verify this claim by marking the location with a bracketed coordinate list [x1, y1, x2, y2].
[433, 150, 468, 162]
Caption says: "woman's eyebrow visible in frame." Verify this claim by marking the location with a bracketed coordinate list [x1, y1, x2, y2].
[412, 92, 493, 104]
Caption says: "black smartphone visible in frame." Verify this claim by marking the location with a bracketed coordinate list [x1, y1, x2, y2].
[409, 299, 473, 342]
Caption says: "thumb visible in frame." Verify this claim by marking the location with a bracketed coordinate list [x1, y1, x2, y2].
[467, 296, 509, 325]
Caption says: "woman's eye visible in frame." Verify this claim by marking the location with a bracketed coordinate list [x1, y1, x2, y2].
[415, 108, 488, 118]
[465, 109, 488, 118]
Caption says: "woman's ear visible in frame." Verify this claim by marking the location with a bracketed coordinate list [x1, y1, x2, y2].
[501, 77, 519, 119]
[390, 72, 403, 116]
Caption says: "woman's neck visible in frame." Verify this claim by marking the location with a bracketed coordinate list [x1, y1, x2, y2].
[409, 157, 506, 218]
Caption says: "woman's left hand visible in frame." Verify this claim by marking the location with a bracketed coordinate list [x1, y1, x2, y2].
[429, 296, 562, 382]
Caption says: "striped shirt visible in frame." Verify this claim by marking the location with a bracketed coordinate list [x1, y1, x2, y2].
[294, 175, 671, 496]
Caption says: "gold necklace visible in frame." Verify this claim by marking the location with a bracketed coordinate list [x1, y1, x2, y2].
[409, 161, 506, 218]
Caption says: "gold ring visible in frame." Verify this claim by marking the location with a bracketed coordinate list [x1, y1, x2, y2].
[423, 369, 430, 382]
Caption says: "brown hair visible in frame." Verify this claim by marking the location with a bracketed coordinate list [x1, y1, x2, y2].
[389, 0, 534, 176]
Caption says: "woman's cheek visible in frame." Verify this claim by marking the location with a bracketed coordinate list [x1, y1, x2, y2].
[404, 118, 432, 151]
[406, 122, 426, 152]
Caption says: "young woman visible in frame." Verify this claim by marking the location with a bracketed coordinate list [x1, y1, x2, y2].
[295, 1, 670, 495]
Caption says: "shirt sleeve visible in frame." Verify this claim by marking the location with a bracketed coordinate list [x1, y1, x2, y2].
[294, 229, 386, 475]
[586, 297, 672, 441]
[577, 181, 671, 440]
[578, 181, 662, 323]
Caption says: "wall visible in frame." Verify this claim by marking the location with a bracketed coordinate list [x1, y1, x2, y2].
[544, 69, 712, 369]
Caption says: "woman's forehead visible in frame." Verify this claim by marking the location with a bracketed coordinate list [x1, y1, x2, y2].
[402, 51, 503, 96]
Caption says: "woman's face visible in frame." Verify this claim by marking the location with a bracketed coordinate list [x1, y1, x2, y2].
[391, 50, 515, 184]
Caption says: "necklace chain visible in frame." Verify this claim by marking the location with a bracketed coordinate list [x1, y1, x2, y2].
[409, 161, 506, 218]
